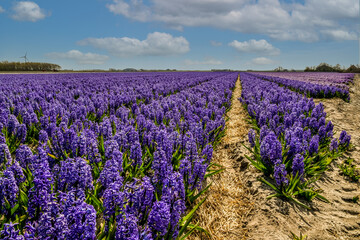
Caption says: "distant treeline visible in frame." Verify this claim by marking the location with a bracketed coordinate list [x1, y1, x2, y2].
[0, 61, 61, 71]
[304, 63, 360, 73]
[272, 63, 360, 73]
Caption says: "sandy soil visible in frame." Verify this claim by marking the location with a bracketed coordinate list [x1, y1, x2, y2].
[234, 75, 360, 240]
[189, 76, 253, 240]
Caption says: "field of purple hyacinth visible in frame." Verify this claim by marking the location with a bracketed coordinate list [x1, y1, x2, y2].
[240, 72, 352, 208]
[238, 72, 360, 240]
[253, 72, 354, 87]
[0, 71, 358, 240]
[0, 72, 238, 239]
[248, 72, 354, 102]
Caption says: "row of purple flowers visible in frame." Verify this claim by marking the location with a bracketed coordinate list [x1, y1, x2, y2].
[247, 72, 353, 102]
[239, 72, 350, 206]
[252, 72, 354, 87]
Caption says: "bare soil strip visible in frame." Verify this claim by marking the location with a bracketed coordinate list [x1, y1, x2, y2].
[189, 76, 253, 240]
[240, 75, 360, 240]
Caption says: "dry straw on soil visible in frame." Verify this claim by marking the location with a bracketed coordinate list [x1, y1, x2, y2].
[189, 76, 253, 240]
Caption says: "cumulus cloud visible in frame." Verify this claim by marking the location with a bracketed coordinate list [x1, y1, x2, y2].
[321, 29, 357, 41]
[210, 41, 222, 47]
[0, 6, 5, 13]
[106, 0, 358, 42]
[11, 1, 47, 22]
[251, 57, 276, 65]
[106, 0, 150, 22]
[184, 58, 222, 66]
[46, 50, 109, 65]
[229, 39, 280, 55]
[78, 32, 190, 57]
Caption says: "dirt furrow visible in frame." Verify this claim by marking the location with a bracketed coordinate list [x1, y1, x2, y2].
[189, 76, 253, 240]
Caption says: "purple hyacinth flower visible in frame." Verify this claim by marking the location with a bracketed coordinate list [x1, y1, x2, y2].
[308, 135, 319, 156]
[318, 117, 326, 127]
[284, 115, 292, 129]
[292, 154, 305, 180]
[273, 159, 289, 186]
[0, 134, 5, 144]
[339, 130, 351, 148]
[330, 138, 338, 152]
[162, 172, 186, 204]
[0, 222, 24, 240]
[16, 144, 33, 168]
[191, 157, 208, 190]
[7, 114, 19, 135]
[7, 160, 26, 185]
[260, 125, 270, 141]
[260, 131, 282, 166]
[100, 118, 112, 139]
[140, 227, 154, 240]
[160, 173, 186, 237]
[318, 126, 326, 141]
[39, 130, 49, 143]
[47, 122, 58, 138]
[325, 121, 334, 138]
[28, 147, 53, 218]
[0, 170, 19, 215]
[58, 157, 93, 192]
[78, 133, 87, 156]
[155, 129, 174, 160]
[126, 177, 155, 219]
[302, 129, 311, 141]
[179, 156, 191, 178]
[53, 214, 70, 240]
[258, 113, 267, 127]
[87, 137, 101, 164]
[309, 117, 319, 131]
[148, 201, 171, 236]
[15, 124, 27, 143]
[67, 201, 97, 240]
[37, 212, 58, 238]
[103, 182, 125, 221]
[130, 141, 142, 167]
[248, 129, 256, 148]
[23, 222, 36, 239]
[201, 144, 213, 164]
[152, 147, 173, 184]
[116, 213, 140, 240]
[0, 143, 12, 164]
[37, 193, 70, 240]
[98, 152, 123, 189]
[104, 140, 119, 160]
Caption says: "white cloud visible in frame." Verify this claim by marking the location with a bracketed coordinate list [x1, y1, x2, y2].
[11, 1, 47, 22]
[184, 58, 222, 66]
[46, 50, 109, 65]
[106, 0, 150, 22]
[106, 0, 358, 42]
[78, 32, 190, 57]
[292, 0, 358, 21]
[0, 6, 5, 13]
[321, 29, 357, 41]
[229, 39, 280, 55]
[251, 57, 276, 65]
[210, 41, 222, 46]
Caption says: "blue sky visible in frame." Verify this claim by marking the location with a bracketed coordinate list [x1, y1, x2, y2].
[0, 0, 358, 70]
